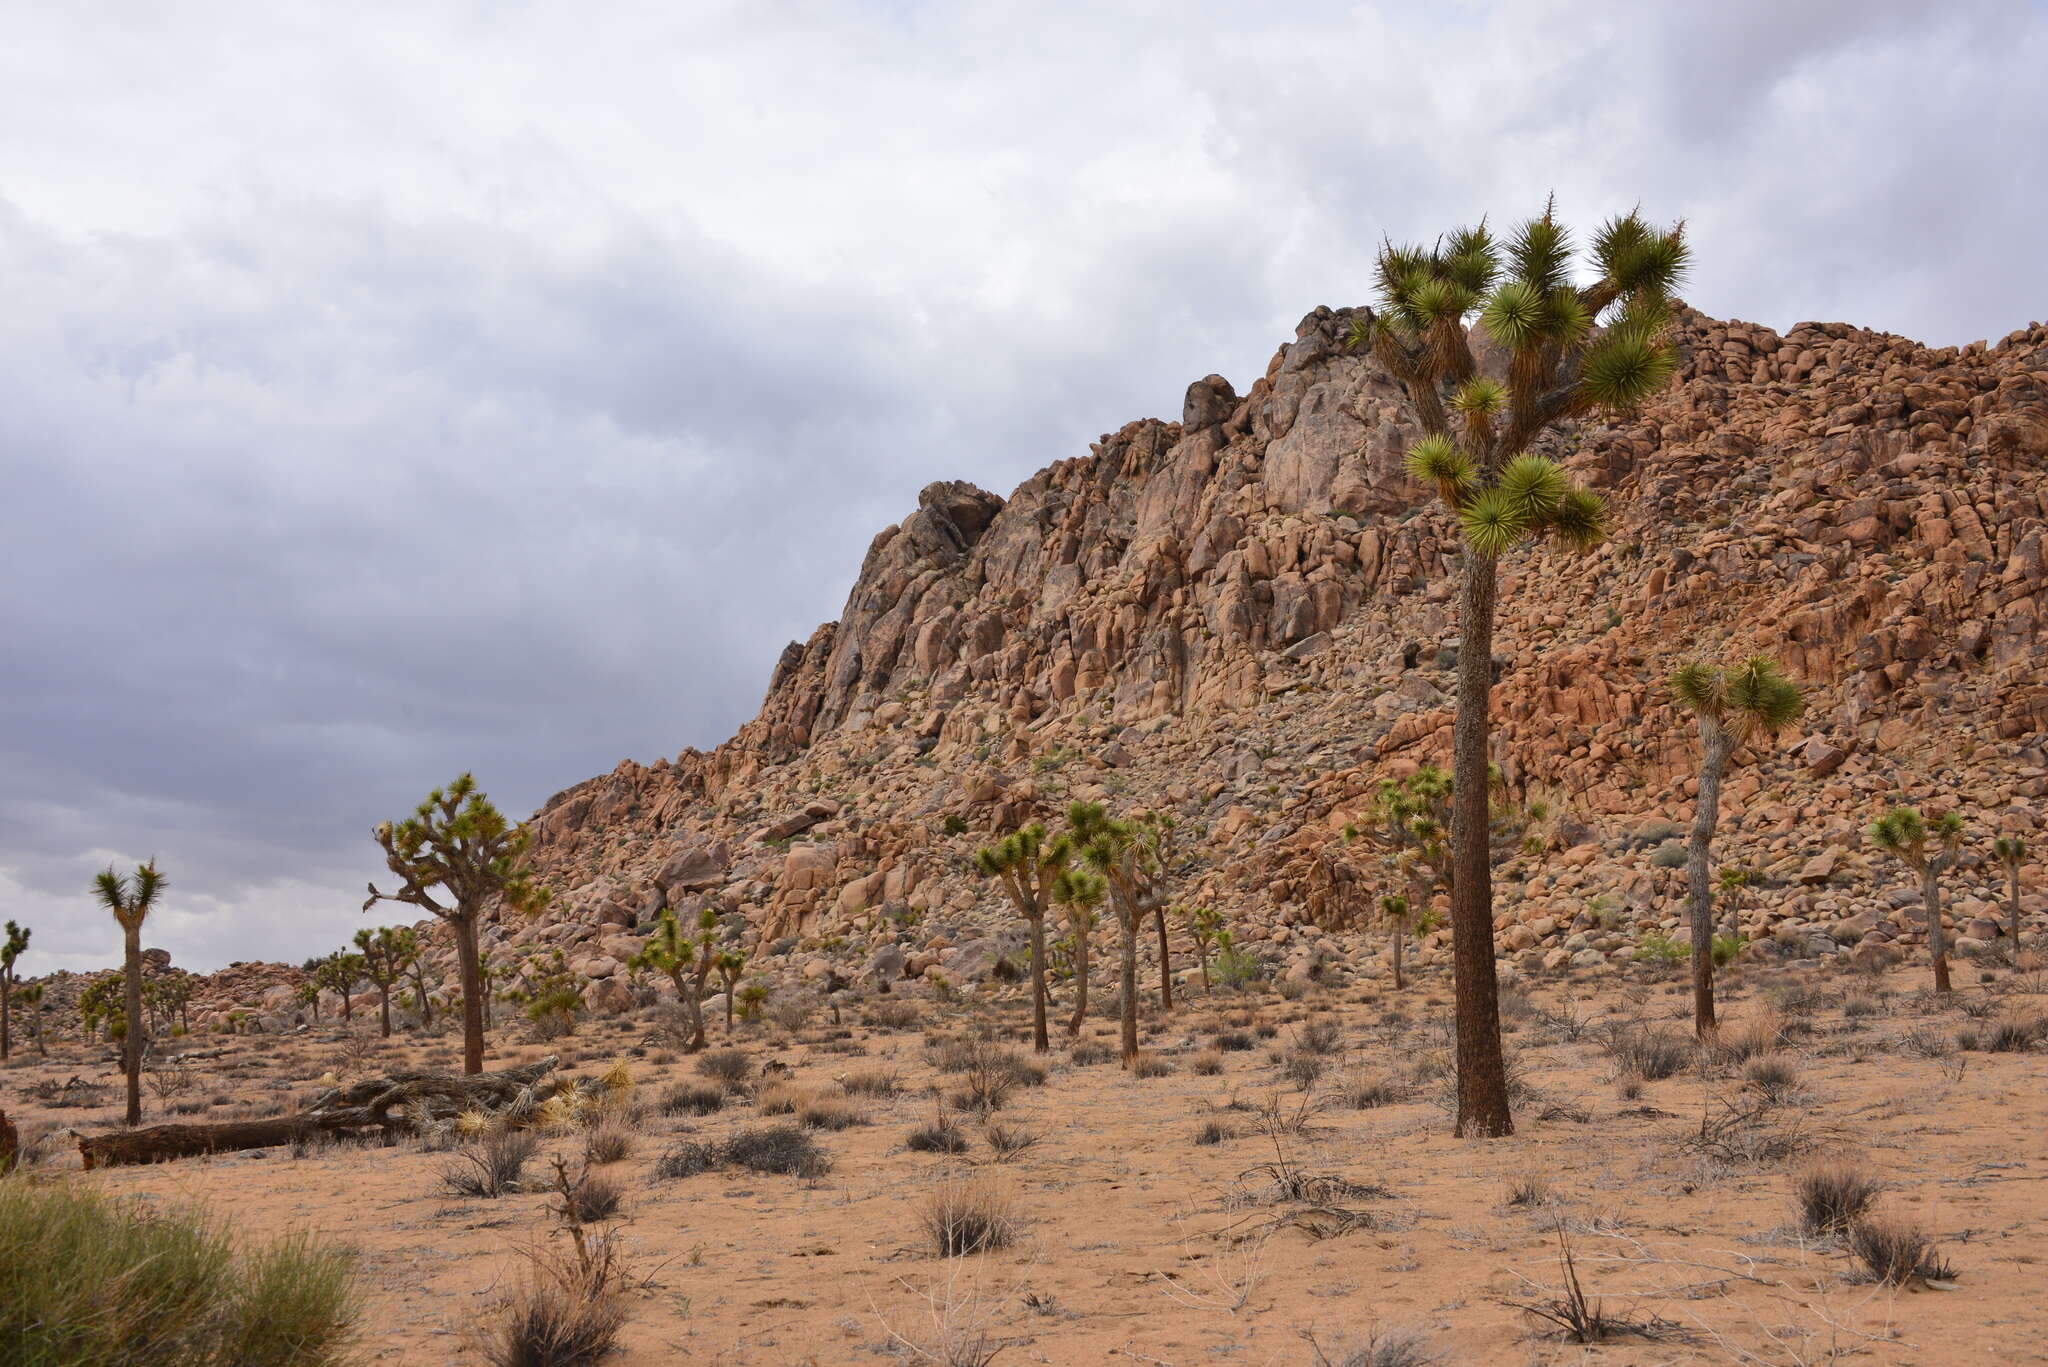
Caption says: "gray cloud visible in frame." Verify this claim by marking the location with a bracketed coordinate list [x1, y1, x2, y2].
[3, 1, 2043, 973]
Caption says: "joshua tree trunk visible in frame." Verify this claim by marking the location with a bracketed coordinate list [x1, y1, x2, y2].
[376, 982, 392, 1038]
[1922, 863, 1952, 995]
[452, 915, 486, 1075]
[2, 980, 11, 1062]
[122, 923, 145, 1126]
[2008, 862, 2024, 955]
[1687, 723, 1732, 1037]
[1067, 931, 1090, 1035]
[1118, 904, 1140, 1065]
[1391, 925, 1406, 990]
[1449, 556, 1513, 1138]
[1027, 912, 1049, 1052]
[1152, 904, 1172, 1010]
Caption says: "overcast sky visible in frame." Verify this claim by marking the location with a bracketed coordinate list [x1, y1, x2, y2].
[4, 2, 2044, 975]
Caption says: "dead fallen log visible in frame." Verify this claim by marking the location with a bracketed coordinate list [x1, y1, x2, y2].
[77, 1055, 562, 1170]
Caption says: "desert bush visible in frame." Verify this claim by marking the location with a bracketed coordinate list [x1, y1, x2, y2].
[755, 1082, 808, 1116]
[921, 1179, 1016, 1257]
[1840, 992, 1883, 1019]
[1712, 1012, 1784, 1063]
[443, 1131, 539, 1198]
[723, 1125, 830, 1177]
[582, 1122, 634, 1167]
[1794, 1162, 1882, 1236]
[1339, 1077, 1403, 1110]
[907, 1119, 971, 1155]
[1902, 1024, 1955, 1058]
[1295, 1018, 1343, 1055]
[862, 1000, 921, 1030]
[1070, 1039, 1115, 1065]
[1985, 1015, 2045, 1053]
[1130, 1052, 1174, 1079]
[695, 1049, 752, 1087]
[1194, 1119, 1233, 1146]
[1649, 841, 1688, 868]
[0, 1175, 359, 1366]
[656, 1081, 725, 1116]
[1742, 1055, 1800, 1104]
[797, 1096, 865, 1131]
[1602, 1025, 1690, 1080]
[841, 1068, 901, 1097]
[479, 1245, 624, 1367]
[1503, 1174, 1551, 1208]
[1847, 1216, 1954, 1285]
[1282, 1052, 1326, 1090]
[1214, 1030, 1255, 1052]
[1191, 1050, 1224, 1076]
[982, 1123, 1040, 1161]
[653, 1141, 718, 1179]
[1305, 1324, 1444, 1367]
[556, 1172, 624, 1225]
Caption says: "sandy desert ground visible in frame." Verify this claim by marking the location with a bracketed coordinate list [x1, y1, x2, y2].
[6, 955, 2047, 1366]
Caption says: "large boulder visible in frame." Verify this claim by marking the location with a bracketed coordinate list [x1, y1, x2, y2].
[657, 841, 731, 895]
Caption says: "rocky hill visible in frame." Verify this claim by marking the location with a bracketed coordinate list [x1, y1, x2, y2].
[90, 303, 2048, 1033]
[486, 302, 2047, 1010]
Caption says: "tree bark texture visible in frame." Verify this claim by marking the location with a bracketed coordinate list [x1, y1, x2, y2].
[1688, 723, 1731, 1037]
[1450, 555, 1513, 1138]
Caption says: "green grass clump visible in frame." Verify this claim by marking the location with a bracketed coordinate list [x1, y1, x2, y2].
[0, 1175, 360, 1366]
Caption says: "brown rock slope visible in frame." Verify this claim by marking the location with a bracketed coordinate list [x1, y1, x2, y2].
[508, 305, 2048, 996]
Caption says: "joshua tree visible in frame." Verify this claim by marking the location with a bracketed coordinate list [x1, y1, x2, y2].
[1670, 656, 1803, 1035]
[365, 774, 551, 1074]
[1351, 763, 1545, 992]
[0, 919, 27, 1061]
[975, 824, 1075, 1053]
[1869, 805, 1967, 995]
[1716, 865, 1757, 941]
[1053, 864, 1105, 1035]
[317, 951, 366, 1023]
[1071, 803, 1172, 1066]
[91, 861, 167, 1125]
[354, 926, 415, 1037]
[1182, 906, 1223, 990]
[715, 947, 747, 1032]
[15, 983, 45, 1056]
[1351, 205, 1687, 1135]
[296, 979, 322, 1022]
[1993, 836, 2029, 954]
[630, 906, 718, 1051]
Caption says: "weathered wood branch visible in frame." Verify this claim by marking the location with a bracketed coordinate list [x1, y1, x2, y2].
[76, 1055, 562, 1170]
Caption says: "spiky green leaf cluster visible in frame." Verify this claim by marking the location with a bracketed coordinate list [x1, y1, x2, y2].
[1670, 656, 1804, 742]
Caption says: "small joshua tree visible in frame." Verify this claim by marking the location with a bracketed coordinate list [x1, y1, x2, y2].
[630, 907, 719, 1051]
[511, 948, 584, 1037]
[1052, 864, 1105, 1036]
[0, 919, 28, 1061]
[15, 983, 46, 1056]
[1351, 204, 1688, 1136]
[1070, 803, 1173, 1066]
[366, 774, 551, 1074]
[91, 861, 166, 1126]
[317, 951, 366, 1024]
[1376, 895, 1420, 991]
[1670, 656, 1803, 1035]
[975, 824, 1075, 1053]
[1716, 864, 1757, 941]
[1993, 836, 2029, 954]
[1869, 805, 1967, 995]
[715, 948, 747, 1032]
[355, 926, 416, 1038]
[296, 979, 322, 1023]
[1182, 906, 1223, 990]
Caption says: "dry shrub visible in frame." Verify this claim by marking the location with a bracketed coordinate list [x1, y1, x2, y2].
[1742, 1054, 1800, 1104]
[755, 1082, 810, 1116]
[695, 1049, 752, 1087]
[1794, 1161, 1882, 1236]
[1985, 1015, 2045, 1053]
[907, 1119, 971, 1155]
[1191, 1050, 1224, 1076]
[656, 1081, 725, 1116]
[556, 1173, 624, 1225]
[797, 1096, 865, 1131]
[723, 1125, 830, 1177]
[582, 1122, 634, 1167]
[1294, 1018, 1343, 1055]
[982, 1123, 1039, 1161]
[1847, 1216, 1955, 1285]
[1503, 1174, 1551, 1208]
[1602, 1025, 1690, 1080]
[1194, 1119, 1233, 1146]
[841, 1068, 901, 1097]
[654, 1141, 718, 1179]
[1306, 1324, 1445, 1367]
[1282, 1052, 1325, 1090]
[443, 1132, 539, 1199]
[1213, 1030, 1255, 1052]
[863, 1000, 922, 1030]
[1070, 1039, 1114, 1066]
[1340, 1077, 1403, 1110]
[922, 1178, 1016, 1257]
[479, 1247, 624, 1367]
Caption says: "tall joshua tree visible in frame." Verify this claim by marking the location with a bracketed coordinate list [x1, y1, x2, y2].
[92, 861, 166, 1126]
[1071, 803, 1172, 1066]
[1993, 836, 2029, 954]
[1869, 805, 1967, 995]
[0, 920, 28, 1061]
[1349, 204, 1688, 1136]
[1053, 864, 1105, 1035]
[15, 983, 46, 1056]
[976, 824, 1074, 1053]
[318, 951, 366, 1023]
[1670, 656, 1803, 1035]
[366, 775, 551, 1074]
